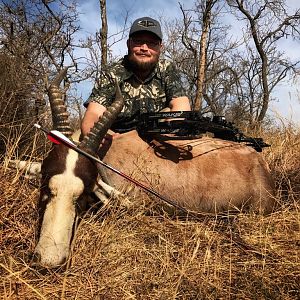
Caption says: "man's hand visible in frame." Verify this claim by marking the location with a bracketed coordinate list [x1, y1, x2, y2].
[81, 102, 107, 136]
[169, 96, 191, 112]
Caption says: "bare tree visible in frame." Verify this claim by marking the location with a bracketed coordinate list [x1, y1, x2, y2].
[0, 0, 80, 94]
[98, 0, 108, 68]
[227, 0, 300, 124]
[82, 2, 129, 84]
[180, 0, 218, 111]
[0, 0, 81, 154]
[170, 1, 239, 115]
[162, 18, 197, 102]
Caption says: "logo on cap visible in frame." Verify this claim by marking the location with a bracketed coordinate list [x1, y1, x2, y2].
[137, 20, 157, 28]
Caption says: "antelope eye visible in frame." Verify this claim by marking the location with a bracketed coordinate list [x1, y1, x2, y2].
[41, 194, 49, 202]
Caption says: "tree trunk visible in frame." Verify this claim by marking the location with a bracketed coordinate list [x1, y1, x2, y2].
[99, 0, 108, 68]
[194, 0, 215, 111]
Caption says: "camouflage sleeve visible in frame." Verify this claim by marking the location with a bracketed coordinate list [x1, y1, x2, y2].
[164, 62, 186, 102]
[84, 69, 116, 108]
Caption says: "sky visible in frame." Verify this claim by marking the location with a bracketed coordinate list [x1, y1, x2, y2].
[76, 0, 300, 124]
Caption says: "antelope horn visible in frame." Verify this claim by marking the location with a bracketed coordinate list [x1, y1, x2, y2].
[47, 67, 73, 137]
[79, 81, 124, 153]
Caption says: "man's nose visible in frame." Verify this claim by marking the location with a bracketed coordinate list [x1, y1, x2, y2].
[140, 43, 149, 50]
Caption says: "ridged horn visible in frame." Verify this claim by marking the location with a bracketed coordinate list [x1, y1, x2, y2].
[79, 81, 124, 153]
[47, 67, 73, 137]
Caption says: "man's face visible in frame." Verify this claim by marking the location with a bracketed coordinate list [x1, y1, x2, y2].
[127, 32, 162, 73]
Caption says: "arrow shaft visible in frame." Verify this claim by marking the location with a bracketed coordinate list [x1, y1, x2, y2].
[36, 125, 191, 215]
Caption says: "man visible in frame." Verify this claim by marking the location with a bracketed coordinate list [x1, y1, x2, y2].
[81, 16, 191, 137]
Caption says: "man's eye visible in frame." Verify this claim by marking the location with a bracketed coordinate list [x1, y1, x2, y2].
[148, 41, 159, 47]
[132, 39, 159, 48]
[133, 39, 143, 46]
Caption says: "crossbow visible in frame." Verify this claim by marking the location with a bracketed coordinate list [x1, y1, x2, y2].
[135, 111, 270, 152]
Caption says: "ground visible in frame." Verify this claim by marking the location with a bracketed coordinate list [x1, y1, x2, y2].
[0, 127, 299, 299]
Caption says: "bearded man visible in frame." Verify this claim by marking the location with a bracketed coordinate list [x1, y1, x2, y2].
[81, 16, 191, 138]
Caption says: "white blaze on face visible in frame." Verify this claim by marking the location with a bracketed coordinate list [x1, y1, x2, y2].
[35, 149, 84, 267]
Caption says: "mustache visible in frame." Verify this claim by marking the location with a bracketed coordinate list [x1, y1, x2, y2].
[135, 52, 151, 57]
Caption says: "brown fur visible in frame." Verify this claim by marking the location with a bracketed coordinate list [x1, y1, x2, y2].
[39, 144, 98, 219]
[38, 145, 69, 226]
[74, 151, 98, 192]
[99, 131, 275, 214]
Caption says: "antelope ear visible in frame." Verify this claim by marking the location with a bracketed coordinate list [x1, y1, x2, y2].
[79, 80, 124, 153]
[9, 160, 42, 179]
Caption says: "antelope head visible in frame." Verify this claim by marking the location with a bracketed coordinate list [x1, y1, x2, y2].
[34, 69, 124, 267]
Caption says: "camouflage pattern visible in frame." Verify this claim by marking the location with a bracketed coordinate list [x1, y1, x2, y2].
[85, 56, 186, 120]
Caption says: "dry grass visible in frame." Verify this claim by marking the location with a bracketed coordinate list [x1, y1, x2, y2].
[0, 125, 300, 300]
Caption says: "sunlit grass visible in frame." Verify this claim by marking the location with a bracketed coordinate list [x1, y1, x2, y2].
[1, 123, 299, 299]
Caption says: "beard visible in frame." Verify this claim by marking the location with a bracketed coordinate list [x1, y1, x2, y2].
[127, 51, 159, 74]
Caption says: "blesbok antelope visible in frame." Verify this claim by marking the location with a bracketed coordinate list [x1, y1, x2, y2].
[12, 69, 276, 268]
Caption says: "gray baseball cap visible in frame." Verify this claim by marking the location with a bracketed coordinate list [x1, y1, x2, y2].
[129, 17, 162, 40]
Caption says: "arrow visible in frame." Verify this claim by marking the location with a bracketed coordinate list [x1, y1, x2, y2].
[34, 123, 194, 215]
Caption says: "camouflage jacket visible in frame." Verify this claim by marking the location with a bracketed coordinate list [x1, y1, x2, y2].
[85, 56, 186, 131]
